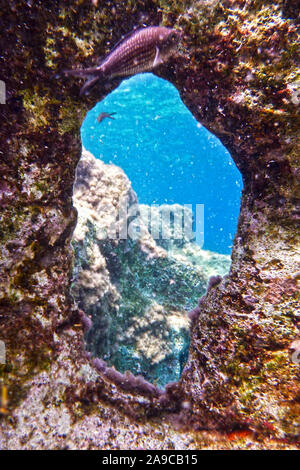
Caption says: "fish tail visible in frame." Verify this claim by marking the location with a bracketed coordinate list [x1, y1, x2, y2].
[64, 66, 101, 77]
[79, 75, 100, 96]
[64, 67, 105, 95]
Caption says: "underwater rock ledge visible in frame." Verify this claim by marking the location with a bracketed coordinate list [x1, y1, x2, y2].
[0, 0, 299, 449]
[72, 149, 230, 388]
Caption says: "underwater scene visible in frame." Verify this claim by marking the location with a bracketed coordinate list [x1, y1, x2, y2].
[75, 73, 242, 387]
[81, 73, 243, 255]
[0, 0, 299, 452]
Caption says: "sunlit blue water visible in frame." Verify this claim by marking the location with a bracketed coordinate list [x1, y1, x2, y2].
[81, 73, 242, 254]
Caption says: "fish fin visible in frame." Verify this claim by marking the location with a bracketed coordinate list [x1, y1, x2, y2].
[64, 29, 144, 79]
[79, 75, 100, 96]
[64, 67, 105, 96]
[64, 66, 102, 78]
[153, 46, 162, 67]
[107, 27, 144, 56]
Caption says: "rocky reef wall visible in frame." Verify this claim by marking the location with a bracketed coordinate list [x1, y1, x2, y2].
[0, 0, 299, 449]
[72, 149, 230, 388]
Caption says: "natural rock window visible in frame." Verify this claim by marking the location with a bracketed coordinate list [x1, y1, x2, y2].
[71, 74, 242, 388]
[2, 0, 299, 448]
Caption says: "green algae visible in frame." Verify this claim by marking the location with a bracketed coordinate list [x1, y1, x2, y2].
[58, 96, 86, 135]
[21, 89, 53, 131]
[72, 232, 205, 387]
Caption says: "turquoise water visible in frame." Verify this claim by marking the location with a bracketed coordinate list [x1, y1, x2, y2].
[81, 73, 242, 254]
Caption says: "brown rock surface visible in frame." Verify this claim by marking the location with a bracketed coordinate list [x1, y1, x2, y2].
[0, 0, 299, 449]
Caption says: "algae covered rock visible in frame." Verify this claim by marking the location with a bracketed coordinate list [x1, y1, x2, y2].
[72, 149, 230, 387]
[1, 0, 299, 450]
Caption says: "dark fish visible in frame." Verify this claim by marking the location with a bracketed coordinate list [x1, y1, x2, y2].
[97, 112, 116, 123]
[64, 26, 181, 96]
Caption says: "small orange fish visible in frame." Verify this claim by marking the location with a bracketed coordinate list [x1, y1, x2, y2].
[0, 385, 8, 415]
[226, 429, 253, 441]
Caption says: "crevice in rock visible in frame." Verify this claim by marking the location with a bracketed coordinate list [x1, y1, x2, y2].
[71, 74, 242, 391]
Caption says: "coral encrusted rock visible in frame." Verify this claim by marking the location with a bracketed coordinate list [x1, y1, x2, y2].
[72, 149, 229, 388]
[0, 0, 299, 449]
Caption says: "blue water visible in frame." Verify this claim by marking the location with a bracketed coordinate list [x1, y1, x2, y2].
[81, 73, 242, 254]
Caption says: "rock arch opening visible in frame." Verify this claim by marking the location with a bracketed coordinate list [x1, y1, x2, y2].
[71, 73, 242, 388]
